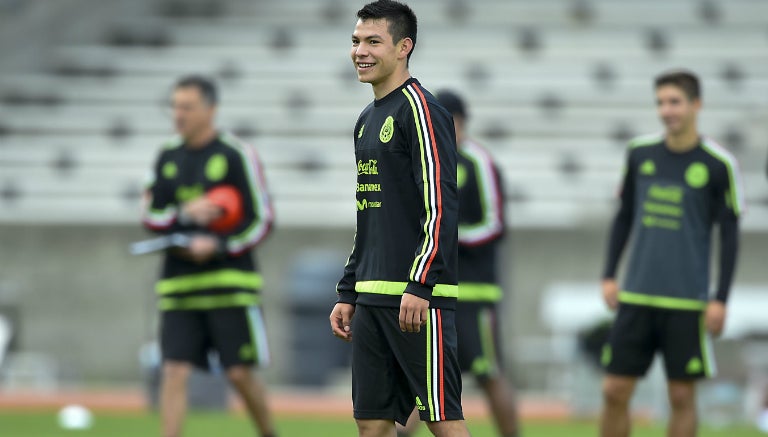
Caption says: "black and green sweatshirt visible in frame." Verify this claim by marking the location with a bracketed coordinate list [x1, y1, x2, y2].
[142, 132, 273, 311]
[457, 139, 505, 303]
[336, 78, 459, 310]
[603, 133, 744, 309]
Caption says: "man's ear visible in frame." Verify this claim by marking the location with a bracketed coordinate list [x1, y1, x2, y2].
[692, 97, 702, 111]
[398, 37, 413, 60]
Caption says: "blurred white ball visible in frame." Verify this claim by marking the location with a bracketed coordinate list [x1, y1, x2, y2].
[758, 409, 768, 433]
[57, 404, 93, 430]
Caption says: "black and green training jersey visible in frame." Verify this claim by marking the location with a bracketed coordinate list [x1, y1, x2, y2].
[456, 139, 505, 303]
[142, 132, 273, 311]
[336, 78, 459, 310]
[604, 133, 744, 310]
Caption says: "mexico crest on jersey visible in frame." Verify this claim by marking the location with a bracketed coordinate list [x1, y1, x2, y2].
[379, 116, 394, 143]
[685, 162, 709, 188]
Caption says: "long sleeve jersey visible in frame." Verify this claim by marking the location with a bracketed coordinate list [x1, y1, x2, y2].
[336, 78, 459, 310]
[142, 132, 273, 311]
[602, 133, 744, 309]
[456, 139, 506, 303]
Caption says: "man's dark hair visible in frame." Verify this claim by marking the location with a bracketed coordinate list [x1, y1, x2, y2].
[175, 75, 218, 106]
[357, 0, 418, 63]
[654, 69, 700, 101]
[436, 90, 468, 120]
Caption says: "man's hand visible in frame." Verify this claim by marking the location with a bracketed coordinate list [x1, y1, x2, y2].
[182, 197, 222, 226]
[399, 293, 429, 333]
[330, 303, 355, 342]
[705, 300, 727, 337]
[186, 235, 220, 264]
[601, 278, 619, 311]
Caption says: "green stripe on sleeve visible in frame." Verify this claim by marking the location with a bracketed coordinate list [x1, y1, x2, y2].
[402, 88, 433, 282]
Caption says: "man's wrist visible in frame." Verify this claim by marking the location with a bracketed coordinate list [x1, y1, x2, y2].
[403, 281, 432, 301]
[178, 207, 193, 225]
[337, 290, 358, 305]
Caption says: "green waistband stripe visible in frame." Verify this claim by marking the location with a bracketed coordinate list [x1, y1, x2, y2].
[158, 292, 259, 311]
[156, 269, 262, 295]
[458, 283, 502, 302]
[355, 281, 458, 298]
[619, 291, 706, 310]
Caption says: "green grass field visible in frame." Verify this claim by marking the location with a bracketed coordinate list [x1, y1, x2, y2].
[0, 411, 763, 437]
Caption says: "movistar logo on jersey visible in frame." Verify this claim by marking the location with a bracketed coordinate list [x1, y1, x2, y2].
[457, 163, 467, 188]
[357, 159, 378, 175]
[205, 153, 228, 182]
[356, 198, 382, 210]
[162, 162, 178, 179]
[685, 162, 709, 189]
[642, 215, 681, 230]
[639, 159, 656, 176]
[358, 124, 365, 138]
[415, 396, 426, 411]
[379, 116, 394, 143]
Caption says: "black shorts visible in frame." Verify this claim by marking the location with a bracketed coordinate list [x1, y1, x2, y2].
[160, 305, 270, 371]
[602, 303, 715, 380]
[456, 302, 503, 382]
[351, 304, 464, 425]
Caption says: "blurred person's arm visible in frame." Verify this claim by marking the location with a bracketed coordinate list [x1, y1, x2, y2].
[707, 156, 744, 335]
[601, 149, 636, 309]
[141, 149, 181, 234]
[216, 138, 274, 258]
[458, 153, 505, 247]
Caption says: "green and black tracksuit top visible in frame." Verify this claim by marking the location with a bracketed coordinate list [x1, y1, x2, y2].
[603, 133, 744, 310]
[457, 139, 505, 305]
[456, 140, 504, 304]
[336, 78, 459, 310]
[142, 132, 273, 311]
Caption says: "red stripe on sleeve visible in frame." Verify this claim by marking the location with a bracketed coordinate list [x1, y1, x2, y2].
[412, 84, 443, 284]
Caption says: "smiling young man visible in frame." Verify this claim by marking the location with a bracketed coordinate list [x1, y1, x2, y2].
[328, 1, 470, 436]
[599, 70, 744, 437]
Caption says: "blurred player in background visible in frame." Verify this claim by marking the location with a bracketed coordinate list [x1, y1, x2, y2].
[329, 1, 471, 436]
[142, 75, 276, 437]
[600, 70, 744, 437]
[398, 90, 520, 437]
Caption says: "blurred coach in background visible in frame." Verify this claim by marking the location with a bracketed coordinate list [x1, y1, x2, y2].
[141, 75, 276, 437]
